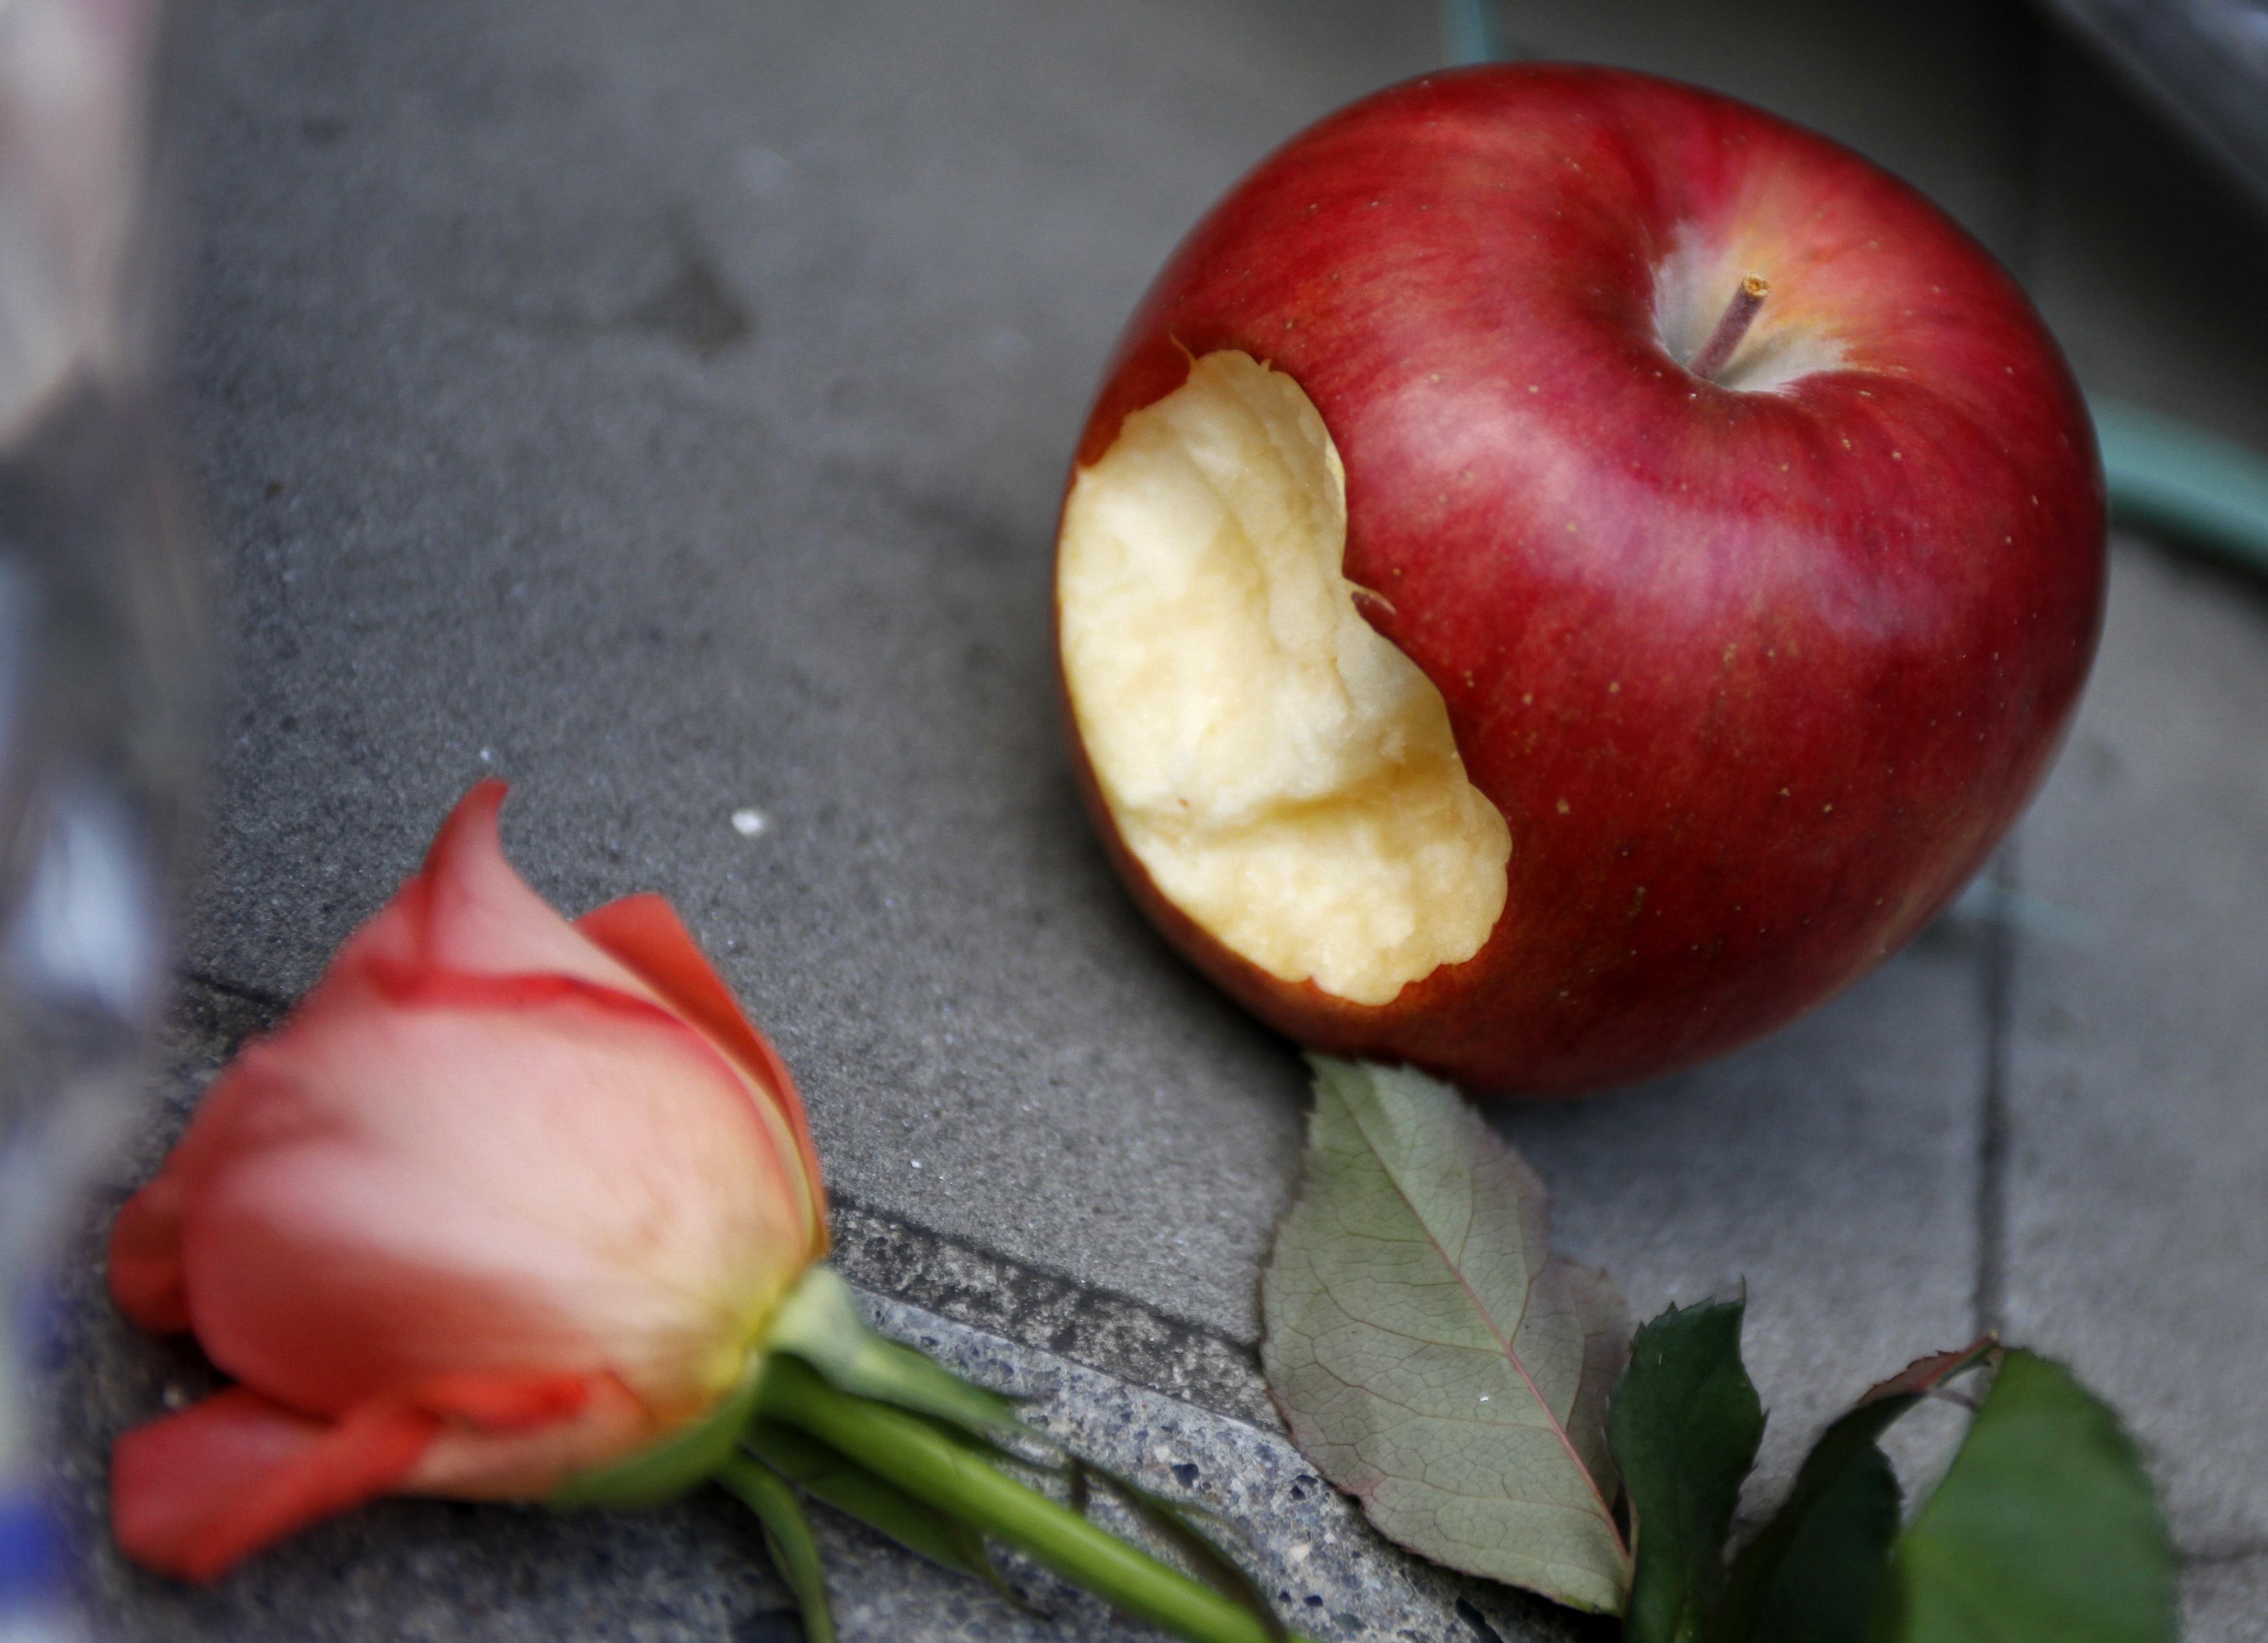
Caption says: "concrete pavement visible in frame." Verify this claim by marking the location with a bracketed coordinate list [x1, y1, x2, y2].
[48, 1, 2268, 1637]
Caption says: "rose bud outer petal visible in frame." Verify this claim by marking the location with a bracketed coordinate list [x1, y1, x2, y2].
[108, 1171, 192, 1334]
[337, 785, 810, 1195]
[406, 1369, 596, 1429]
[111, 1389, 440, 1583]
[112, 1371, 642, 1580]
[404, 1370, 653, 1501]
[577, 891, 826, 1250]
[332, 781, 663, 1003]
[174, 972, 818, 1423]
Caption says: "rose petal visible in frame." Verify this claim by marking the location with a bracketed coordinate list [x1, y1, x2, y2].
[111, 1389, 439, 1582]
[109, 1173, 192, 1334]
[364, 782, 656, 997]
[406, 1370, 653, 1501]
[412, 1369, 594, 1430]
[578, 893, 826, 1247]
[177, 975, 812, 1416]
[105, 783, 835, 1580]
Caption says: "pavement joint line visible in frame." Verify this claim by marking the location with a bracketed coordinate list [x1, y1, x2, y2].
[1971, 842, 2019, 1341]
[853, 1291, 1586, 1643]
[800, 1197, 1274, 1428]
[178, 969, 291, 1013]
[2181, 1541, 2268, 1569]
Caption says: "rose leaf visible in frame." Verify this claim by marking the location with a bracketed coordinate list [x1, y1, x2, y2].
[1871, 1350, 2177, 1643]
[1728, 1442, 1899, 1643]
[1608, 1299, 1764, 1643]
[1710, 1339, 1993, 1643]
[1260, 1057, 1633, 1614]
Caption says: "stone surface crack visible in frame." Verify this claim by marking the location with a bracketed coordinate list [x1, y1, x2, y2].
[1973, 844, 2019, 1340]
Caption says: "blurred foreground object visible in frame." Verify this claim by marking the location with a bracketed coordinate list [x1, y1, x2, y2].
[2092, 395, 2268, 574]
[2042, 0, 2268, 211]
[0, 0, 202, 1636]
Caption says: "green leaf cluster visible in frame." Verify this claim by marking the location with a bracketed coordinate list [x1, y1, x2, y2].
[1875, 1351, 2179, 1643]
[1608, 1304, 2175, 1643]
[1261, 1059, 2179, 1643]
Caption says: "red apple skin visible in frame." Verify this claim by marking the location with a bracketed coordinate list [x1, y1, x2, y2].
[1056, 65, 2104, 1097]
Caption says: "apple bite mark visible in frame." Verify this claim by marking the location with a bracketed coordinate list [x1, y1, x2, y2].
[1056, 349, 1511, 1007]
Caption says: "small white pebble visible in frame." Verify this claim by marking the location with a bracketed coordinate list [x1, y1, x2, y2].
[737, 145, 795, 197]
[731, 808, 769, 837]
[478, 747, 494, 763]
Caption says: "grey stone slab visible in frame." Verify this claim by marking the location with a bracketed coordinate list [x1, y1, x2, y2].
[128, 0, 2265, 1634]
[2013, 0, 2268, 1587]
[2182, 1554, 2268, 1643]
[2001, 539, 2268, 1557]
[826, 1201, 1274, 1430]
[855, 1293, 1599, 1643]
[168, 0, 2048, 1372]
[1494, 926, 1991, 1522]
[172, 0, 1442, 1343]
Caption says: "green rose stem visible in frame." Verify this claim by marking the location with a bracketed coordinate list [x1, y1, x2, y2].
[716, 1453, 838, 1643]
[753, 1354, 1313, 1643]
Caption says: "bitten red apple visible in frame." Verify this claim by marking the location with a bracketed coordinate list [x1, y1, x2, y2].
[1054, 65, 2103, 1097]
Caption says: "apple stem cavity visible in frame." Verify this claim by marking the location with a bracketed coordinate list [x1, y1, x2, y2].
[1687, 273, 1769, 383]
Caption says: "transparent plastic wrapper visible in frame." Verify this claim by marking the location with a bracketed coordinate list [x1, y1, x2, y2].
[0, 1, 200, 1635]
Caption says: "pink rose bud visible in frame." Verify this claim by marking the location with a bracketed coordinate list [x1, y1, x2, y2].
[107, 781, 827, 1580]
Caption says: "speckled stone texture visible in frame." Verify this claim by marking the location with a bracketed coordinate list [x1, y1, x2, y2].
[47, 1008, 1596, 1643]
[40, 0, 2268, 1634]
[51, 1231, 1597, 1642]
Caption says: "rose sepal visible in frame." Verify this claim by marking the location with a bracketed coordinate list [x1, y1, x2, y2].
[542, 1261, 1007, 1514]
[761, 1265, 1025, 1440]
[542, 1259, 1027, 1511]
[542, 1361, 769, 1511]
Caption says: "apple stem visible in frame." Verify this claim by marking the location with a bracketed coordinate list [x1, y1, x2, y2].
[1688, 274, 1769, 382]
